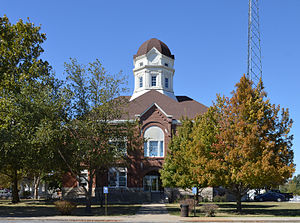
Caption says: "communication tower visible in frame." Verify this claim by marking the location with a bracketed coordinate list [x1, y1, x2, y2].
[247, 0, 262, 86]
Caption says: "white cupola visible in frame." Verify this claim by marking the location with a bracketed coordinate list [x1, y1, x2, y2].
[130, 38, 177, 101]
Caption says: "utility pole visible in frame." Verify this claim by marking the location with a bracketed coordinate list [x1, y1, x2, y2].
[247, 0, 262, 86]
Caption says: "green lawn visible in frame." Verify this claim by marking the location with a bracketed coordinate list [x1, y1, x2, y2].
[166, 202, 300, 217]
[0, 199, 141, 217]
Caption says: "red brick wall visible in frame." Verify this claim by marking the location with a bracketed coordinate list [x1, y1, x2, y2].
[64, 104, 178, 189]
[125, 105, 175, 187]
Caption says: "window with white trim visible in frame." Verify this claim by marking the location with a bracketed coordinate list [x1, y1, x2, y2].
[109, 138, 127, 156]
[165, 78, 169, 88]
[151, 76, 157, 87]
[139, 76, 143, 88]
[79, 169, 88, 190]
[144, 126, 164, 157]
[108, 167, 127, 187]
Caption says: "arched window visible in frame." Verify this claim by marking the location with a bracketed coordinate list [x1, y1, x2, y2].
[144, 126, 164, 157]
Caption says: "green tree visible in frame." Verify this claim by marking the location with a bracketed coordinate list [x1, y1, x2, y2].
[0, 15, 66, 202]
[26, 77, 68, 199]
[187, 105, 222, 189]
[59, 58, 138, 213]
[161, 118, 195, 189]
[0, 173, 11, 189]
[280, 174, 300, 195]
[161, 108, 220, 200]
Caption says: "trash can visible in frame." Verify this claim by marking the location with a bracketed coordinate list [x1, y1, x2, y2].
[180, 204, 189, 217]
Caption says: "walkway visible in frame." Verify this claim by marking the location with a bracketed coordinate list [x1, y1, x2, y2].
[126, 203, 180, 222]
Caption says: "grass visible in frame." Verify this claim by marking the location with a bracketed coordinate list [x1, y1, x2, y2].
[0, 199, 141, 217]
[166, 201, 300, 217]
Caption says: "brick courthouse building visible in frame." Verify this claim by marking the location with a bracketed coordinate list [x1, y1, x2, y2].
[63, 38, 210, 202]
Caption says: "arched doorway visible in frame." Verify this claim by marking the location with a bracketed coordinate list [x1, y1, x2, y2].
[143, 170, 162, 192]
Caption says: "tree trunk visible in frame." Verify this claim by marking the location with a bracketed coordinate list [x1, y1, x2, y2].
[33, 175, 41, 199]
[96, 170, 104, 208]
[100, 186, 104, 208]
[236, 191, 242, 214]
[11, 169, 20, 203]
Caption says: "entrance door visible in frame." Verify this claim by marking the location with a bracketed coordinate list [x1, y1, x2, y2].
[143, 175, 159, 192]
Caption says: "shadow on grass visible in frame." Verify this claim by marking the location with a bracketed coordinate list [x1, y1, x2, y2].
[0, 206, 58, 217]
[238, 209, 300, 216]
[167, 202, 300, 217]
[217, 203, 276, 209]
[217, 203, 300, 216]
[0, 200, 140, 217]
[219, 207, 300, 216]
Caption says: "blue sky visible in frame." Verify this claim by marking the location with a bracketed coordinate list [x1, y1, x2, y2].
[2, 0, 300, 175]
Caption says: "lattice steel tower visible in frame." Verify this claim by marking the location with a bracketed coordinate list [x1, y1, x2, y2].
[247, 0, 262, 86]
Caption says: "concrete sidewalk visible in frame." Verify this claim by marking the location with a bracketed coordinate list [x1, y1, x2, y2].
[2, 203, 300, 222]
[125, 203, 179, 222]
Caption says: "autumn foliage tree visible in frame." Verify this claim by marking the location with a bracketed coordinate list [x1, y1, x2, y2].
[211, 75, 294, 212]
[161, 75, 294, 213]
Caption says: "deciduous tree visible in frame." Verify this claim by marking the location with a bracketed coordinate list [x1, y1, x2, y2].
[161, 75, 294, 213]
[0, 15, 66, 202]
[211, 75, 294, 212]
[60, 58, 138, 213]
[161, 118, 195, 189]
[280, 174, 300, 195]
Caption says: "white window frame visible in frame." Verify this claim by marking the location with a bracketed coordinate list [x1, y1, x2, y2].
[108, 167, 127, 188]
[165, 78, 169, 88]
[144, 140, 164, 157]
[143, 126, 164, 158]
[79, 169, 88, 190]
[151, 75, 157, 87]
[139, 76, 143, 88]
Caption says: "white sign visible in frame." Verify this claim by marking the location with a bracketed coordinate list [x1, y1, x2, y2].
[103, 186, 108, 194]
[192, 187, 197, 195]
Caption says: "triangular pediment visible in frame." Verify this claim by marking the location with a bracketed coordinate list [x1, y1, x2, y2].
[138, 103, 172, 124]
[146, 48, 161, 63]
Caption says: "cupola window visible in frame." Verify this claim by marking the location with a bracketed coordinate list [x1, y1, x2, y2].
[151, 76, 157, 87]
[164, 63, 168, 67]
[139, 77, 143, 88]
[165, 78, 169, 88]
[140, 62, 143, 67]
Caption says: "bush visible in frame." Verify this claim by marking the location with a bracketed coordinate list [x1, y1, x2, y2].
[200, 197, 209, 202]
[180, 198, 196, 213]
[22, 191, 32, 199]
[213, 195, 227, 202]
[202, 203, 219, 217]
[54, 200, 77, 215]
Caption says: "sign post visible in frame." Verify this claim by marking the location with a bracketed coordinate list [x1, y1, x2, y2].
[192, 187, 197, 217]
[103, 186, 108, 216]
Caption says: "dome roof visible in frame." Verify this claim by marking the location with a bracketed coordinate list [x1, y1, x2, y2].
[134, 38, 174, 59]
